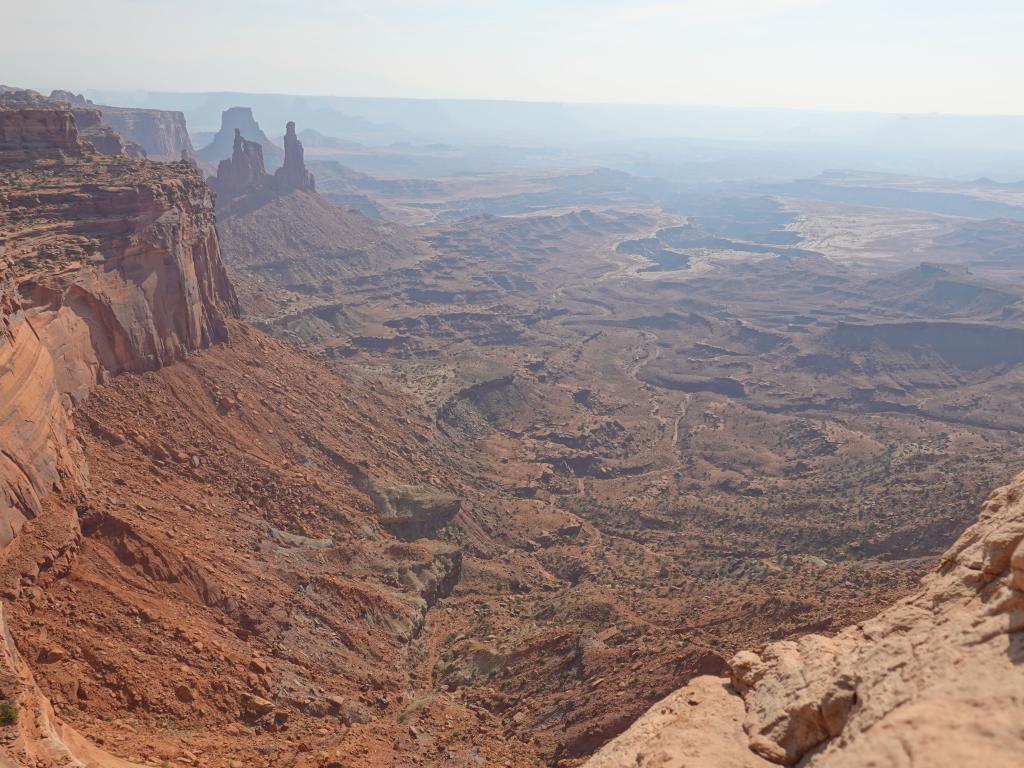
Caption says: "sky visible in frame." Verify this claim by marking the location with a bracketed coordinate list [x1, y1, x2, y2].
[4, 0, 1023, 115]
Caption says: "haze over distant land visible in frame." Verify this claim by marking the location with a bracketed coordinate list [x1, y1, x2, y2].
[5, 0, 1024, 114]
[9, 1, 1023, 179]
[76, 89, 1024, 181]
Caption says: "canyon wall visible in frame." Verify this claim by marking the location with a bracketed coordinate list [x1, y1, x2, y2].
[97, 106, 194, 161]
[586, 471, 1024, 768]
[0, 96, 238, 546]
[49, 90, 195, 161]
[65, 104, 142, 157]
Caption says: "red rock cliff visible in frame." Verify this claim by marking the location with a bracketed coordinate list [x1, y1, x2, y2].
[0, 91, 86, 162]
[0, 97, 238, 546]
[49, 90, 195, 161]
[97, 106, 195, 161]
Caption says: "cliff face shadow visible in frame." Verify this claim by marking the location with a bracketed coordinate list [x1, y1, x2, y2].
[1009, 605, 1024, 665]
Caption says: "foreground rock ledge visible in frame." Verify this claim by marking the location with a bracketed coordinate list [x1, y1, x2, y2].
[587, 472, 1024, 768]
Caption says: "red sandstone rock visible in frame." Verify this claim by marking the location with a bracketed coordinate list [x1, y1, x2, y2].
[0, 99, 237, 545]
[586, 473, 1024, 768]
[0, 90, 87, 162]
[210, 121, 317, 201]
[50, 90, 195, 161]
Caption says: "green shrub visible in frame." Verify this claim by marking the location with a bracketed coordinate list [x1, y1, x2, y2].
[0, 701, 18, 726]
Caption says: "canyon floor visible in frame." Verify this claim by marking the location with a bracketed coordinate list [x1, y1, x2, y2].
[210, 161, 1024, 762]
[3, 95, 1024, 766]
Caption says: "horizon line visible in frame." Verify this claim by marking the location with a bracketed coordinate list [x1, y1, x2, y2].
[43, 84, 1024, 121]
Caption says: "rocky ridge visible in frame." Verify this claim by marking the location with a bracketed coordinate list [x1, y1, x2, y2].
[586, 471, 1024, 767]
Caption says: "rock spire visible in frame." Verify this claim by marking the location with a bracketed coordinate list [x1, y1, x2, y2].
[210, 122, 316, 202]
[274, 121, 315, 192]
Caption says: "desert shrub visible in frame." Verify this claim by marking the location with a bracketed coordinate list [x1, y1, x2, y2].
[0, 701, 17, 726]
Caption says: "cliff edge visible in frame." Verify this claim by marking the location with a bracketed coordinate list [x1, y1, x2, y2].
[49, 90, 195, 161]
[0, 94, 237, 546]
[586, 471, 1024, 768]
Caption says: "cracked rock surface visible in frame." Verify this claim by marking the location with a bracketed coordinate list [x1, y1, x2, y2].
[588, 471, 1024, 768]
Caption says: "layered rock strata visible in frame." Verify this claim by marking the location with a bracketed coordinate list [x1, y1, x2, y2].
[49, 90, 195, 161]
[96, 106, 194, 161]
[0, 97, 238, 546]
[586, 471, 1024, 768]
[0, 91, 86, 162]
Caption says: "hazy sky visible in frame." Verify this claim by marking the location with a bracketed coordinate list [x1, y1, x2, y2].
[5, 0, 1023, 114]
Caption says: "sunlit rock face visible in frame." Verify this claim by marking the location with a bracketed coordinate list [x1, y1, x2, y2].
[0, 94, 237, 545]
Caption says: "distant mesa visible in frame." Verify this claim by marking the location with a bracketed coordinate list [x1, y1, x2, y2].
[209, 121, 316, 201]
[198, 106, 283, 168]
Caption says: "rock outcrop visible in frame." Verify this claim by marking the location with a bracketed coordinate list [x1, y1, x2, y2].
[210, 127, 269, 199]
[96, 105, 194, 161]
[274, 121, 315, 192]
[63, 104, 141, 157]
[209, 122, 317, 202]
[197, 106, 282, 168]
[0, 90, 87, 162]
[49, 90, 193, 160]
[586, 472, 1024, 768]
[366, 480, 462, 540]
[0, 98, 238, 546]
